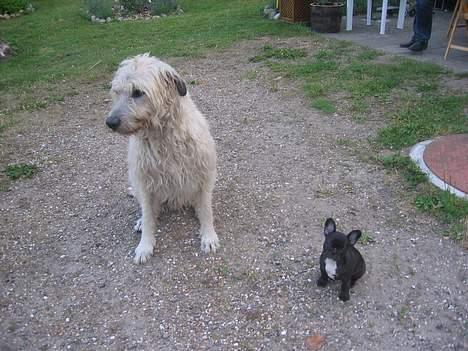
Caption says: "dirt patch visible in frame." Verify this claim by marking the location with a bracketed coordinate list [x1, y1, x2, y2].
[442, 76, 468, 95]
[0, 38, 467, 350]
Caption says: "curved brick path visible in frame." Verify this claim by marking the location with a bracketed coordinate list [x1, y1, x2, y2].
[423, 134, 468, 194]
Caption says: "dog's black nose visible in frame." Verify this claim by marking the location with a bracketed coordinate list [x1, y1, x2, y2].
[106, 115, 121, 130]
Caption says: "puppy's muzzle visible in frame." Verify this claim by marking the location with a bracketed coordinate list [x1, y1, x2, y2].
[106, 115, 121, 131]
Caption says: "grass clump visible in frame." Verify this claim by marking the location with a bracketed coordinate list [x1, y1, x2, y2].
[312, 98, 335, 113]
[249, 44, 307, 62]
[415, 191, 468, 241]
[377, 94, 468, 149]
[380, 154, 427, 188]
[4, 163, 38, 180]
[381, 154, 468, 241]
[359, 231, 375, 245]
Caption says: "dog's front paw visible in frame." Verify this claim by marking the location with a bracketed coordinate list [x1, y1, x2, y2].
[134, 239, 155, 264]
[200, 230, 220, 253]
[339, 292, 350, 302]
[133, 218, 142, 232]
[317, 276, 328, 287]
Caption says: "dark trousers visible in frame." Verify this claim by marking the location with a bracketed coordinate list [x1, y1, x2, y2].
[413, 0, 433, 41]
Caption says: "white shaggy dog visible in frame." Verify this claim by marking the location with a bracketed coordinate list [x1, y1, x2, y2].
[106, 53, 219, 264]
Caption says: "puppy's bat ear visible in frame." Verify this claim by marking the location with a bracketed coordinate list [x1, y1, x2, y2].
[324, 218, 336, 236]
[347, 230, 362, 245]
[166, 72, 187, 96]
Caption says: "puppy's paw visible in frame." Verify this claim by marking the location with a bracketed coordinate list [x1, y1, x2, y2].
[339, 292, 350, 302]
[317, 276, 328, 287]
[133, 218, 142, 232]
[134, 239, 155, 264]
[200, 230, 220, 253]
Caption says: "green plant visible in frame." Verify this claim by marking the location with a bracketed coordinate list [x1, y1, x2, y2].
[4, 163, 38, 180]
[415, 191, 468, 224]
[119, 0, 148, 13]
[119, 0, 177, 15]
[151, 0, 178, 15]
[0, 0, 29, 14]
[83, 0, 113, 18]
[359, 231, 375, 245]
[398, 306, 409, 320]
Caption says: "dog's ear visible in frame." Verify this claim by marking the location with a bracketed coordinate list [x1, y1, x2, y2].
[166, 72, 187, 97]
[174, 75, 187, 97]
[347, 230, 362, 245]
[324, 218, 336, 236]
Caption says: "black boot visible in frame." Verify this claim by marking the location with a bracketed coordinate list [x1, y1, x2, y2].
[408, 40, 428, 52]
[400, 38, 416, 48]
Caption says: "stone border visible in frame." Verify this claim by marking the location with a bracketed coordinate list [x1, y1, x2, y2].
[409, 139, 467, 199]
[0, 4, 35, 20]
[88, 6, 183, 24]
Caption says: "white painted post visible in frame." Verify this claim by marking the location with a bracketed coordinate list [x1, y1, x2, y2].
[366, 0, 373, 25]
[397, 0, 407, 29]
[346, 0, 354, 30]
[379, 0, 388, 34]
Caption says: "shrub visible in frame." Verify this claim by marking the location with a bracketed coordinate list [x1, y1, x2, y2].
[83, 0, 114, 18]
[119, 0, 178, 15]
[151, 0, 177, 15]
[119, 0, 148, 13]
[0, 0, 29, 14]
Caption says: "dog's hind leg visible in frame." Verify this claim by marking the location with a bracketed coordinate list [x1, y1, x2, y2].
[194, 190, 220, 253]
[134, 192, 159, 264]
[339, 279, 351, 302]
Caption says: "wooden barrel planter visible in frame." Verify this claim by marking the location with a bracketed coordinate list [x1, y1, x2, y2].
[310, 3, 344, 33]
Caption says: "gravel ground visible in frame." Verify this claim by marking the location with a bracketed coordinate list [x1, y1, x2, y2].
[1, 37, 467, 351]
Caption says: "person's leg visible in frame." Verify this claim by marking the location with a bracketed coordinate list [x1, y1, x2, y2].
[402, 0, 433, 50]
[413, 0, 433, 41]
[400, 14, 417, 47]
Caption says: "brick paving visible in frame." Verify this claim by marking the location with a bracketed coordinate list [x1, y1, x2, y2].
[423, 134, 468, 194]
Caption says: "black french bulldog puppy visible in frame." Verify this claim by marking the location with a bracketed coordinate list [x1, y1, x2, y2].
[317, 218, 366, 301]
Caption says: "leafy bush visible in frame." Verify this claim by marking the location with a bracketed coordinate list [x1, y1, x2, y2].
[120, 0, 177, 15]
[83, 0, 114, 18]
[151, 0, 177, 15]
[119, 0, 148, 13]
[0, 0, 29, 14]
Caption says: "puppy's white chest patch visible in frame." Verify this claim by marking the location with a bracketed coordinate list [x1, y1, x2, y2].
[325, 258, 337, 280]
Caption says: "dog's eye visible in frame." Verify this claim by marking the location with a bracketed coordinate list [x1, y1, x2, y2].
[132, 89, 145, 99]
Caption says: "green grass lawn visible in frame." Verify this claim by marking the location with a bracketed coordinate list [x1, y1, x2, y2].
[0, 0, 307, 92]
